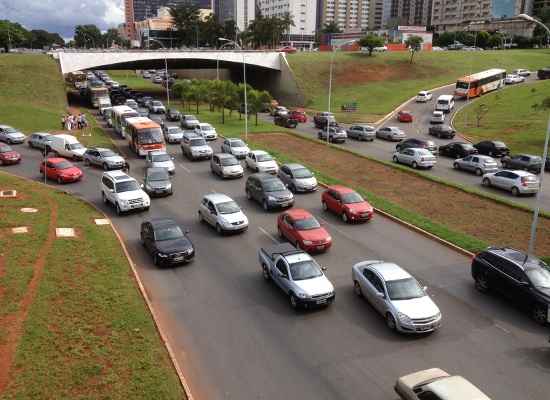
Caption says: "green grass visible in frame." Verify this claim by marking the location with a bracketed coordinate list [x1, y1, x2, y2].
[109, 71, 165, 95]
[454, 80, 550, 155]
[0, 173, 184, 400]
[287, 49, 550, 122]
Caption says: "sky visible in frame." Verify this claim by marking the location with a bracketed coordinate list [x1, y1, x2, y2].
[1, 0, 125, 39]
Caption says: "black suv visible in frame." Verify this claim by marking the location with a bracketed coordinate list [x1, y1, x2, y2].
[472, 247, 550, 325]
[395, 138, 437, 153]
[501, 154, 542, 174]
[474, 140, 510, 157]
[537, 67, 550, 80]
[140, 218, 194, 266]
[245, 173, 294, 211]
[274, 115, 298, 128]
[428, 124, 455, 139]
[439, 142, 478, 158]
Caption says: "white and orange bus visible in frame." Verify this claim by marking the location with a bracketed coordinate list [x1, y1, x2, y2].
[454, 69, 506, 99]
[126, 117, 166, 156]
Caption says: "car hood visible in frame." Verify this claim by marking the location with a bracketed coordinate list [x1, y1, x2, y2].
[156, 237, 193, 254]
[187, 119, 200, 125]
[257, 160, 278, 168]
[266, 190, 293, 199]
[222, 164, 243, 173]
[60, 167, 82, 176]
[7, 132, 25, 139]
[298, 227, 330, 242]
[392, 295, 440, 319]
[232, 146, 249, 154]
[105, 155, 125, 164]
[219, 211, 248, 225]
[167, 132, 184, 138]
[147, 180, 171, 189]
[294, 275, 334, 296]
[191, 145, 213, 153]
[295, 177, 317, 187]
[344, 202, 372, 214]
[117, 190, 146, 201]
[152, 160, 174, 169]
[72, 148, 86, 156]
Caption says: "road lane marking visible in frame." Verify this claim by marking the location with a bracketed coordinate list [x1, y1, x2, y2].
[178, 163, 191, 173]
[495, 324, 511, 334]
[259, 227, 279, 244]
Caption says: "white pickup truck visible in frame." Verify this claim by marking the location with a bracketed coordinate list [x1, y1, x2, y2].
[259, 243, 335, 309]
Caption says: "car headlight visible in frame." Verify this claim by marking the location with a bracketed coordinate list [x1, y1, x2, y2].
[157, 252, 168, 258]
[397, 312, 412, 325]
[120, 199, 129, 205]
[326, 236, 332, 242]
[267, 195, 276, 201]
[302, 240, 313, 246]
[296, 292, 308, 299]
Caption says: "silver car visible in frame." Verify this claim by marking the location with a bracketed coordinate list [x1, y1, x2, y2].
[347, 125, 376, 141]
[317, 126, 347, 143]
[278, 163, 318, 193]
[28, 132, 52, 150]
[221, 138, 250, 159]
[148, 100, 166, 114]
[142, 167, 172, 197]
[181, 114, 200, 129]
[482, 169, 539, 196]
[376, 126, 407, 141]
[453, 155, 498, 176]
[163, 126, 185, 144]
[210, 153, 244, 179]
[198, 193, 248, 234]
[83, 147, 125, 170]
[393, 148, 437, 169]
[352, 260, 442, 333]
[0, 125, 26, 144]
[181, 135, 213, 161]
[145, 151, 176, 175]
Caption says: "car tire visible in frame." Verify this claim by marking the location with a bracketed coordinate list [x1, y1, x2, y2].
[216, 224, 223, 235]
[246, 189, 252, 200]
[262, 264, 271, 281]
[386, 313, 397, 331]
[474, 272, 490, 293]
[412, 161, 418, 169]
[262, 200, 269, 211]
[342, 212, 348, 223]
[475, 168, 483, 176]
[289, 293, 299, 309]
[511, 187, 520, 197]
[84, 158, 90, 166]
[153, 253, 161, 266]
[453, 162, 459, 169]
[277, 227, 284, 238]
[482, 178, 491, 187]
[116, 203, 122, 216]
[532, 303, 548, 325]
[392, 155, 398, 163]
[353, 281, 362, 297]
[322, 201, 328, 211]
[102, 191, 108, 204]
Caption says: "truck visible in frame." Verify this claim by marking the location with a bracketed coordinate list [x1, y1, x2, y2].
[258, 243, 335, 309]
[85, 86, 110, 108]
[313, 111, 336, 129]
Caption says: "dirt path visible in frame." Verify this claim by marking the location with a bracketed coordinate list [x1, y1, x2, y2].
[0, 195, 58, 394]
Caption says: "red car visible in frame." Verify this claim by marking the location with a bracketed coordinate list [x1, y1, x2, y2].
[277, 46, 297, 54]
[40, 157, 83, 184]
[289, 110, 307, 123]
[321, 185, 374, 223]
[397, 110, 414, 123]
[277, 208, 332, 253]
[0, 143, 21, 165]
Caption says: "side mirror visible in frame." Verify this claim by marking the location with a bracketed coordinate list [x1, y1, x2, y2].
[376, 292, 385, 299]
[281, 274, 288, 279]
[422, 286, 428, 292]
[321, 266, 327, 271]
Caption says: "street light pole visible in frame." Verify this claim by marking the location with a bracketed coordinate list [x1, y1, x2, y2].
[327, 48, 335, 145]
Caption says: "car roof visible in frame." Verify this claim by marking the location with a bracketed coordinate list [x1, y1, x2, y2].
[501, 169, 534, 176]
[148, 218, 179, 229]
[326, 185, 354, 194]
[369, 262, 411, 281]
[149, 150, 168, 156]
[104, 170, 132, 181]
[486, 247, 547, 272]
[284, 208, 313, 220]
[146, 167, 169, 175]
[285, 163, 306, 170]
[204, 193, 233, 204]
[426, 376, 490, 400]
[88, 147, 111, 152]
[251, 150, 268, 155]
[253, 172, 280, 181]
[32, 132, 51, 136]
[215, 152, 236, 159]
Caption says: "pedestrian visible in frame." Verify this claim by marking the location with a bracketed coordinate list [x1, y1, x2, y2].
[61, 115, 66, 130]
[81, 114, 88, 128]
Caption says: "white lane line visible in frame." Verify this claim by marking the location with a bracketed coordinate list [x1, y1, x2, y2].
[259, 227, 279, 244]
[179, 163, 191, 173]
[495, 324, 511, 334]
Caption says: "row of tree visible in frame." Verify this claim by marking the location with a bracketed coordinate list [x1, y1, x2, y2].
[72, 25, 128, 49]
[172, 79, 272, 125]
[0, 20, 64, 52]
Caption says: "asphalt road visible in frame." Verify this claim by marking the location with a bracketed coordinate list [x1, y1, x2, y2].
[266, 76, 550, 212]
[3, 120, 550, 400]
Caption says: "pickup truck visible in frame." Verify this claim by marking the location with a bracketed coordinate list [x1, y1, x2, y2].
[259, 243, 335, 309]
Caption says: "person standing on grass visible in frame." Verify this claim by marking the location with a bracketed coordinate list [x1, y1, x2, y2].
[61, 115, 66, 130]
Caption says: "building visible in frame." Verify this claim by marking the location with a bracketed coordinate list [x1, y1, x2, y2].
[368, 0, 392, 30]
[534, 0, 550, 15]
[257, 0, 317, 49]
[212, 0, 256, 31]
[388, 0, 432, 27]
[318, 0, 371, 33]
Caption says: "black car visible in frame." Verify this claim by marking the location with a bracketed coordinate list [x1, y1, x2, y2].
[274, 115, 298, 129]
[428, 125, 455, 139]
[474, 140, 510, 157]
[501, 154, 543, 174]
[537, 67, 550, 80]
[140, 218, 194, 266]
[395, 138, 437, 153]
[167, 109, 182, 121]
[439, 142, 478, 158]
[471, 247, 550, 325]
[142, 167, 173, 197]
[245, 173, 294, 211]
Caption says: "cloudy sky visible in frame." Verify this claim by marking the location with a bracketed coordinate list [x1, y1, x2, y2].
[1, 0, 125, 39]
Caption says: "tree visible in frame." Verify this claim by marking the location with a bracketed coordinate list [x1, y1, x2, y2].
[358, 34, 384, 56]
[199, 14, 224, 48]
[488, 32, 503, 49]
[0, 20, 30, 52]
[475, 31, 490, 49]
[247, 89, 272, 125]
[102, 28, 126, 48]
[405, 35, 423, 64]
[26, 29, 64, 49]
[321, 22, 342, 34]
[170, 4, 201, 47]
[74, 25, 102, 48]
[172, 80, 194, 110]
[474, 103, 489, 127]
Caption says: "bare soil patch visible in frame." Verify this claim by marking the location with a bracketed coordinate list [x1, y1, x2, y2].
[252, 133, 550, 255]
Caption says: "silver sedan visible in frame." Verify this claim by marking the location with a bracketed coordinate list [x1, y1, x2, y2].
[376, 126, 406, 141]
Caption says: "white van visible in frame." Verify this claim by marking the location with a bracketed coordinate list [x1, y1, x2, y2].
[435, 95, 455, 113]
[46, 134, 87, 160]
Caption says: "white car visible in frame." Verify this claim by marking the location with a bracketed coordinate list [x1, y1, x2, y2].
[194, 123, 217, 140]
[101, 170, 150, 215]
[148, 100, 166, 114]
[163, 126, 184, 144]
[482, 169, 539, 196]
[415, 91, 433, 102]
[512, 69, 531, 77]
[504, 74, 525, 84]
[352, 260, 442, 333]
[393, 148, 437, 169]
[430, 111, 445, 124]
[198, 193, 248, 234]
[221, 138, 250, 159]
[0, 125, 26, 144]
[245, 150, 278, 174]
[47, 134, 87, 160]
[145, 151, 176, 174]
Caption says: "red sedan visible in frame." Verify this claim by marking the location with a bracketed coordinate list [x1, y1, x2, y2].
[0, 143, 21, 165]
[277, 46, 297, 54]
[289, 110, 307, 123]
[321, 185, 374, 223]
[40, 157, 83, 184]
[397, 110, 414, 123]
[277, 208, 332, 253]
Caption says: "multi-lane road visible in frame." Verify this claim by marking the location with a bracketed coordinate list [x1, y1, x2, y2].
[4, 115, 549, 400]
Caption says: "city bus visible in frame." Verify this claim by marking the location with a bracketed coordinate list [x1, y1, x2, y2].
[126, 117, 165, 157]
[454, 69, 506, 99]
[111, 105, 139, 138]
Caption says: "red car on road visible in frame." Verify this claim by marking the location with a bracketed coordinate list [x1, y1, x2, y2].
[277, 208, 332, 253]
[397, 110, 414, 123]
[40, 157, 83, 184]
[277, 46, 297, 54]
[0, 143, 21, 165]
[289, 110, 307, 123]
[321, 185, 374, 223]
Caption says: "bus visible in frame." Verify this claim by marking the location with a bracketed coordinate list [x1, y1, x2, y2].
[454, 69, 506, 99]
[126, 117, 165, 157]
[111, 105, 139, 138]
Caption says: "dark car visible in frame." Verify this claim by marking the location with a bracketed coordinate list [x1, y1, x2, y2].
[546, 157, 550, 172]
[274, 115, 298, 128]
[395, 138, 437, 153]
[439, 142, 478, 158]
[245, 173, 294, 211]
[167, 109, 182, 121]
[471, 247, 550, 325]
[537, 67, 550, 80]
[428, 124, 456, 139]
[501, 154, 543, 174]
[142, 167, 173, 197]
[474, 140, 510, 157]
[0, 143, 21, 165]
[140, 218, 194, 266]
[313, 112, 336, 128]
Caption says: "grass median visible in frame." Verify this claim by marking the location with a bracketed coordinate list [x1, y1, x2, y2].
[0, 172, 185, 399]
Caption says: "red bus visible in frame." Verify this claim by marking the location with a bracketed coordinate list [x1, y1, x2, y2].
[126, 117, 165, 156]
[454, 69, 506, 99]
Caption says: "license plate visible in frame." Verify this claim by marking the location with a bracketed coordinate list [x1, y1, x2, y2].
[317, 246, 325, 250]
[130, 203, 142, 209]
[280, 201, 290, 207]
[173, 256, 184, 261]
[316, 299, 327, 304]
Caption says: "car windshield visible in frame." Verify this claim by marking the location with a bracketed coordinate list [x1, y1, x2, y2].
[231, 140, 245, 147]
[341, 192, 364, 204]
[202, 125, 214, 131]
[168, 128, 183, 134]
[53, 161, 73, 169]
[221, 157, 239, 166]
[525, 261, 550, 288]
[0, 146, 13, 153]
[293, 168, 313, 179]
[217, 200, 241, 214]
[289, 260, 323, 281]
[100, 150, 117, 158]
[263, 179, 286, 192]
[154, 225, 184, 241]
[151, 154, 171, 162]
[148, 170, 169, 181]
[152, 101, 162, 106]
[115, 181, 140, 193]
[386, 278, 425, 300]
[4, 127, 17, 133]
[191, 138, 207, 146]
[257, 153, 273, 162]
[137, 129, 163, 144]
[294, 217, 321, 230]
[462, 144, 475, 150]
[69, 143, 84, 150]
[456, 81, 470, 89]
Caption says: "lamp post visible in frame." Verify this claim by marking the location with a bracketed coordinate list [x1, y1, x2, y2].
[148, 38, 170, 106]
[518, 13, 550, 255]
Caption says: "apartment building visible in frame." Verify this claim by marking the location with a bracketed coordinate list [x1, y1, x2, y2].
[318, 0, 371, 33]
[389, 0, 432, 26]
[212, 0, 256, 31]
[257, 0, 317, 35]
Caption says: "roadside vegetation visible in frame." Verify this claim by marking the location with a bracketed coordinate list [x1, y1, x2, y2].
[454, 80, 550, 155]
[287, 49, 550, 122]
